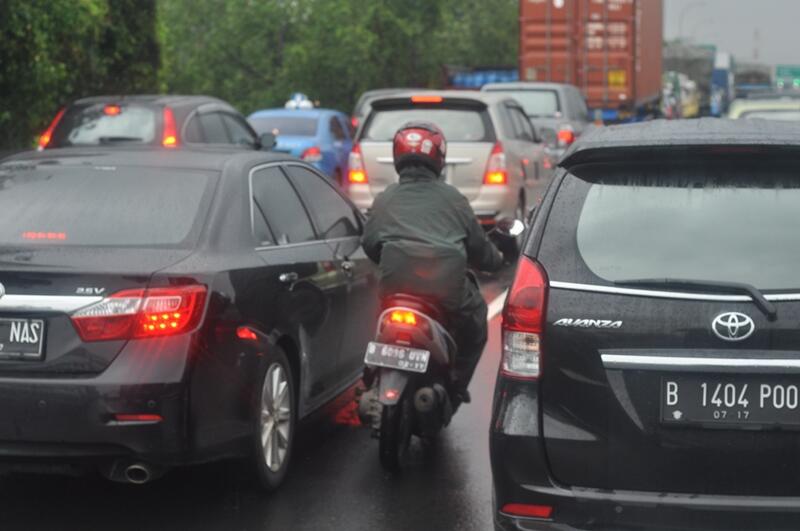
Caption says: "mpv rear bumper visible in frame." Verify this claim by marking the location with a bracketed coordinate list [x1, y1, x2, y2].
[492, 382, 800, 530]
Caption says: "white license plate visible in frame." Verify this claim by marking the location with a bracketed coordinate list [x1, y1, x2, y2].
[0, 318, 45, 360]
[364, 342, 430, 374]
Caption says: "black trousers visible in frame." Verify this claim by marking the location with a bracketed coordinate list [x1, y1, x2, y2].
[449, 276, 488, 387]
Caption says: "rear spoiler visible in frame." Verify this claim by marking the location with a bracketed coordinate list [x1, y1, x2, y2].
[560, 144, 800, 171]
[370, 96, 487, 111]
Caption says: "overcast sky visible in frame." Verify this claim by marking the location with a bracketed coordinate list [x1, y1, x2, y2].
[664, 0, 799, 66]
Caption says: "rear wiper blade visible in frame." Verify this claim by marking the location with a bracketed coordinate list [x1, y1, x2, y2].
[614, 278, 777, 320]
[97, 136, 144, 144]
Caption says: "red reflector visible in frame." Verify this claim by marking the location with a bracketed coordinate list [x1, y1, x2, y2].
[351, 117, 359, 129]
[114, 414, 163, 423]
[162, 106, 178, 148]
[38, 108, 65, 149]
[236, 326, 259, 341]
[501, 503, 553, 519]
[384, 389, 399, 400]
[390, 310, 417, 326]
[104, 104, 122, 116]
[411, 95, 443, 103]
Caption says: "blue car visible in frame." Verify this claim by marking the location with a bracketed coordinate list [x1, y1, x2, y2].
[248, 108, 353, 183]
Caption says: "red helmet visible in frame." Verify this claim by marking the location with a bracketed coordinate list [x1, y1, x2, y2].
[393, 122, 447, 175]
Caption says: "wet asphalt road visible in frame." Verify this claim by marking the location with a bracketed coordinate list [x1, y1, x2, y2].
[0, 268, 514, 531]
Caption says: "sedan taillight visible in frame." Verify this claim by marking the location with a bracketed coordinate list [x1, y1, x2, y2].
[501, 257, 547, 380]
[71, 285, 207, 342]
[301, 146, 323, 162]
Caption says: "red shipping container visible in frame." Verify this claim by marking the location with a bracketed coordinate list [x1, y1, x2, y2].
[519, 0, 663, 115]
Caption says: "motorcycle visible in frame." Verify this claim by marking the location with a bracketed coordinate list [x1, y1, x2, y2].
[358, 218, 524, 471]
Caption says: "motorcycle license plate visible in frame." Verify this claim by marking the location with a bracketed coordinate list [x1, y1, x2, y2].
[364, 342, 430, 374]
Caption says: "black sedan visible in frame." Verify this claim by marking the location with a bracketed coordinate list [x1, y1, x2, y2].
[0, 147, 377, 489]
[38, 95, 274, 151]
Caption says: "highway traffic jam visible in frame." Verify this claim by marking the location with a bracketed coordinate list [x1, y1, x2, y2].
[3, 1, 800, 530]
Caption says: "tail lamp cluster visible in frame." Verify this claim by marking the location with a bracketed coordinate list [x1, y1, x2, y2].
[501, 256, 547, 379]
[71, 285, 206, 342]
[484, 142, 508, 185]
[348, 143, 368, 184]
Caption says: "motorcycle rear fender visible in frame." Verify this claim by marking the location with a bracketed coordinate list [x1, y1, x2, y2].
[378, 369, 410, 406]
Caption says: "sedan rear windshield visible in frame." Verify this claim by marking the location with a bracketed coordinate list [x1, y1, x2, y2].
[0, 163, 216, 248]
[487, 89, 560, 118]
[538, 163, 800, 291]
[362, 106, 493, 142]
[248, 116, 318, 137]
[49, 104, 158, 147]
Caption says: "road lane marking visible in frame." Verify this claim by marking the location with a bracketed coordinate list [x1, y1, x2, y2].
[487, 290, 508, 321]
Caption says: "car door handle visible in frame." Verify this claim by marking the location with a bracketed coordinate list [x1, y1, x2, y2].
[279, 272, 299, 284]
[341, 261, 355, 275]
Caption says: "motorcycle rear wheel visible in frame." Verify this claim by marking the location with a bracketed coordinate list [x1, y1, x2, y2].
[378, 391, 413, 472]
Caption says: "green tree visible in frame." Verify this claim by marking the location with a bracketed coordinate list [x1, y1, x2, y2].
[0, 0, 160, 150]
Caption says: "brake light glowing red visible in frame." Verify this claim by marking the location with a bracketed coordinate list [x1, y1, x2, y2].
[501, 257, 547, 380]
[38, 108, 65, 149]
[483, 142, 508, 185]
[351, 116, 359, 129]
[501, 503, 553, 519]
[22, 231, 66, 241]
[390, 310, 417, 326]
[162, 107, 178, 148]
[301, 146, 323, 162]
[557, 127, 575, 146]
[348, 143, 368, 184]
[384, 389, 400, 400]
[104, 104, 122, 116]
[71, 285, 206, 342]
[411, 95, 443, 104]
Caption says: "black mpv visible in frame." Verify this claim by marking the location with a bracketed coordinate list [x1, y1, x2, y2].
[492, 119, 800, 530]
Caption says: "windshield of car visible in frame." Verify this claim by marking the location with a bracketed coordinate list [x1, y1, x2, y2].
[0, 163, 216, 248]
[362, 106, 493, 142]
[49, 104, 158, 147]
[561, 167, 800, 291]
[740, 109, 800, 121]
[487, 89, 560, 117]
[248, 116, 318, 137]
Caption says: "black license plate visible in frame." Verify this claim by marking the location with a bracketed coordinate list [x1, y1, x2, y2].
[0, 318, 45, 360]
[364, 342, 430, 374]
[661, 375, 800, 428]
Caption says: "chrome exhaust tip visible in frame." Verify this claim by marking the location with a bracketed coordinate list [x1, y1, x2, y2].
[124, 463, 152, 485]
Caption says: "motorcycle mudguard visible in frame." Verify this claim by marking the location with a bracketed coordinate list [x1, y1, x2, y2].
[378, 369, 410, 406]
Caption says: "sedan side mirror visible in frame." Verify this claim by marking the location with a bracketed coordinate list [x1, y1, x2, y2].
[258, 132, 277, 151]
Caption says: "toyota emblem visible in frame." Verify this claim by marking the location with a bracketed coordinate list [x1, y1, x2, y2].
[712, 312, 755, 342]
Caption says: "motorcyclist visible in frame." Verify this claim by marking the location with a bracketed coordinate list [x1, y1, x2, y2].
[362, 122, 505, 403]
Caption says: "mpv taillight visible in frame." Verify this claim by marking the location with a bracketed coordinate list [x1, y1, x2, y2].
[348, 143, 368, 184]
[301, 146, 323, 163]
[557, 126, 576, 147]
[483, 142, 508, 185]
[501, 257, 547, 379]
[162, 106, 178, 148]
[71, 285, 207, 342]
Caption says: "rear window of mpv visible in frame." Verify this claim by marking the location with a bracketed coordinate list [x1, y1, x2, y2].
[537, 162, 800, 292]
[362, 106, 494, 142]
